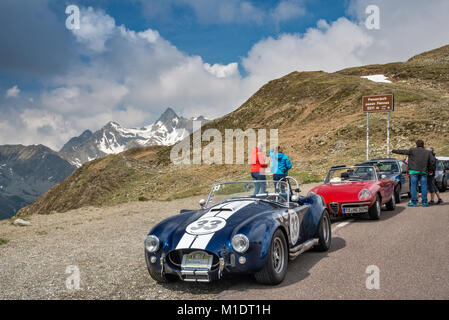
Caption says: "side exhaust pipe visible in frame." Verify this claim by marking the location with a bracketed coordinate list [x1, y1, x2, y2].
[289, 238, 319, 260]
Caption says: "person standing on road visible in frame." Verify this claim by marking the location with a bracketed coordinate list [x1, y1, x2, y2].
[392, 140, 434, 207]
[250, 142, 268, 196]
[269, 146, 292, 193]
[427, 146, 443, 205]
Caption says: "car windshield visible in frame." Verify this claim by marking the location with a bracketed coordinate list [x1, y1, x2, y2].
[366, 161, 399, 173]
[206, 180, 290, 207]
[325, 166, 377, 183]
[443, 161, 449, 171]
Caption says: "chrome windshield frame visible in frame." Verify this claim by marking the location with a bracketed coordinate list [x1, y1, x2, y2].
[325, 166, 378, 184]
[206, 180, 291, 208]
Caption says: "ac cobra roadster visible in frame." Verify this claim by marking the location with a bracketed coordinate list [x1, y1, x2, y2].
[144, 177, 331, 285]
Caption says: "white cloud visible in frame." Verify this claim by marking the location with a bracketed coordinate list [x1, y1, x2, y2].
[5, 85, 20, 98]
[72, 7, 116, 53]
[203, 62, 239, 78]
[242, 18, 373, 84]
[271, 0, 306, 25]
[347, 0, 449, 64]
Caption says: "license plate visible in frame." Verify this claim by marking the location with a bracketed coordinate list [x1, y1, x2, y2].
[343, 206, 368, 214]
[181, 251, 213, 270]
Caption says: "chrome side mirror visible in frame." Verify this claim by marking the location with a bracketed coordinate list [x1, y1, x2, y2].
[381, 174, 387, 179]
[291, 195, 299, 202]
[199, 199, 206, 208]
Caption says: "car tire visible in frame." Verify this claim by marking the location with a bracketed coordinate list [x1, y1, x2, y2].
[255, 229, 288, 285]
[148, 266, 178, 283]
[395, 185, 402, 203]
[386, 193, 396, 211]
[368, 195, 381, 220]
[314, 210, 332, 252]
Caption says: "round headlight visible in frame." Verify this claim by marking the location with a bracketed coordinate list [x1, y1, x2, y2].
[145, 235, 160, 253]
[231, 234, 249, 253]
[358, 189, 372, 200]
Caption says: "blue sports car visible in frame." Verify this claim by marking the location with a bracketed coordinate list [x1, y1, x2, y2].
[144, 177, 331, 285]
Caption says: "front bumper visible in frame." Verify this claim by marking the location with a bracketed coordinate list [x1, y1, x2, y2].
[145, 247, 262, 283]
[328, 201, 371, 215]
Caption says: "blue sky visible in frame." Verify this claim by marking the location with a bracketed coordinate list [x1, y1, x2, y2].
[1, 0, 449, 149]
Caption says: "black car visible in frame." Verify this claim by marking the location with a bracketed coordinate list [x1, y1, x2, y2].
[362, 158, 410, 202]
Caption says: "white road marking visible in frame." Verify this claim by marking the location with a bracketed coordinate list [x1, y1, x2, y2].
[332, 221, 353, 233]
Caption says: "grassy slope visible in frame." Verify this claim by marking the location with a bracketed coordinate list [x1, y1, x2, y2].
[18, 45, 449, 216]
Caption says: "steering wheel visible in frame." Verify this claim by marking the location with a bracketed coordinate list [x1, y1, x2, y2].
[266, 194, 287, 203]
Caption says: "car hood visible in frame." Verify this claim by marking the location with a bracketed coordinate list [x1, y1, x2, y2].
[311, 182, 377, 203]
[165, 199, 271, 253]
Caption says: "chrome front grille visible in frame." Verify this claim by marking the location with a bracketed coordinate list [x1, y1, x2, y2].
[329, 202, 339, 214]
[167, 249, 220, 270]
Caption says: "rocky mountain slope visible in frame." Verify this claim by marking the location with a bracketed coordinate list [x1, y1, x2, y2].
[0, 145, 76, 219]
[60, 108, 209, 167]
[18, 44, 449, 216]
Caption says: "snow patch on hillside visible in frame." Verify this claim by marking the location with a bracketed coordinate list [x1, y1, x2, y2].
[361, 74, 392, 83]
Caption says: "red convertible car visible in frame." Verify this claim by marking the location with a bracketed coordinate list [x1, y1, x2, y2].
[309, 165, 395, 220]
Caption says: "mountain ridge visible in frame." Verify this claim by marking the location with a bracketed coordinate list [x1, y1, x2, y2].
[0, 144, 76, 219]
[59, 107, 209, 167]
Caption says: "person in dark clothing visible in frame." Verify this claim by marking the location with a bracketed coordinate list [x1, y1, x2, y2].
[392, 140, 434, 207]
[426, 147, 443, 205]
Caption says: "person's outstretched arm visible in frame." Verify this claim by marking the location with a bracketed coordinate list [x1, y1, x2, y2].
[392, 149, 410, 155]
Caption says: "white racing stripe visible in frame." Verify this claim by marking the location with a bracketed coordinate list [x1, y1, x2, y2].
[175, 200, 254, 250]
[175, 233, 196, 250]
[190, 233, 215, 249]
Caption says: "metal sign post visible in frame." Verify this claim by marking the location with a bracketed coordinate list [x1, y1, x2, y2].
[387, 111, 390, 157]
[366, 113, 370, 161]
[362, 94, 394, 159]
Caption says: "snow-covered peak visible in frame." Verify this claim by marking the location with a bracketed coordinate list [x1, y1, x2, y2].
[60, 108, 210, 167]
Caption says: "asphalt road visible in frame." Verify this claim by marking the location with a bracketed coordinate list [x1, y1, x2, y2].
[218, 192, 449, 300]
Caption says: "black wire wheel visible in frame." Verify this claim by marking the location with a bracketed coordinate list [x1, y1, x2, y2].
[255, 229, 288, 285]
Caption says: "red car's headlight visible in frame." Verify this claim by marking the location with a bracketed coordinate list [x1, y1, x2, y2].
[358, 189, 372, 200]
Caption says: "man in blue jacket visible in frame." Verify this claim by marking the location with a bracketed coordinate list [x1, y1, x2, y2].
[269, 146, 292, 193]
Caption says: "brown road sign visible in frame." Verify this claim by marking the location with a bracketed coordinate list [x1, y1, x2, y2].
[362, 94, 394, 112]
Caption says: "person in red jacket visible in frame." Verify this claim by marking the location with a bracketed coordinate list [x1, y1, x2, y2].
[250, 143, 267, 196]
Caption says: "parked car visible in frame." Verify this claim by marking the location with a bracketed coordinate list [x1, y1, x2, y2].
[361, 158, 410, 202]
[438, 157, 449, 171]
[309, 165, 395, 220]
[144, 178, 331, 285]
[417, 158, 448, 193]
[435, 159, 448, 192]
